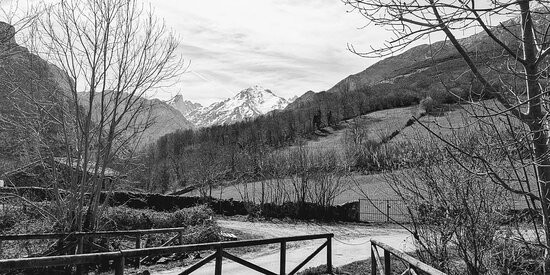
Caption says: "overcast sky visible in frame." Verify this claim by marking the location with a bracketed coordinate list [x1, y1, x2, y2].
[3, 0, 497, 105]
[148, 0, 394, 105]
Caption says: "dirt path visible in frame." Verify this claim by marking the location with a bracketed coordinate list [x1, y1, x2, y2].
[151, 219, 413, 275]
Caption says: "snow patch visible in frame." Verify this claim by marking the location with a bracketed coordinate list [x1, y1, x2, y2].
[187, 86, 289, 127]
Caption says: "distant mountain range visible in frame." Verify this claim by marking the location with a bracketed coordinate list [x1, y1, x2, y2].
[293, 17, 520, 108]
[170, 94, 203, 117]
[79, 91, 195, 146]
[0, 21, 194, 156]
[171, 85, 291, 128]
[3, 10, 525, 153]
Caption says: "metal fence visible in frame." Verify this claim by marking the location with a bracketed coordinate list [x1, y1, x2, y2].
[359, 199, 410, 223]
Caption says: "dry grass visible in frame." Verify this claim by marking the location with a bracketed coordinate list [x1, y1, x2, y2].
[190, 172, 398, 205]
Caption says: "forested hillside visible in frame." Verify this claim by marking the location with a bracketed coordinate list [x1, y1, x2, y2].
[0, 22, 72, 172]
[138, 46, 491, 192]
[137, 13, 534, 192]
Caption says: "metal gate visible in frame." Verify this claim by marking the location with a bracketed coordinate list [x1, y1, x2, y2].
[359, 199, 410, 223]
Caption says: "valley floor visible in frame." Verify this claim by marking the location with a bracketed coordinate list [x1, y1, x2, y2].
[147, 218, 412, 275]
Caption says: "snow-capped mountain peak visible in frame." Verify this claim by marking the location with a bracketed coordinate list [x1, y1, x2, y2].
[170, 93, 203, 117]
[185, 86, 289, 127]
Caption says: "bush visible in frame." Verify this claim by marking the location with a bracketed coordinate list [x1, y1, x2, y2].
[419, 96, 435, 114]
[0, 208, 23, 231]
[490, 238, 544, 274]
[101, 204, 214, 230]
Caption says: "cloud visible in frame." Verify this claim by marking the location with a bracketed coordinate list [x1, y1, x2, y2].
[144, 0, 387, 104]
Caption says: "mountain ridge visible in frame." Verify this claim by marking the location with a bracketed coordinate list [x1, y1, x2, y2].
[170, 94, 203, 117]
[182, 85, 289, 127]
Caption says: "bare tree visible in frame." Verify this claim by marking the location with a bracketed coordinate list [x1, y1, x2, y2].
[383, 128, 512, 274]
[26, 0, 185, 234]
[345, 0, 550, 272]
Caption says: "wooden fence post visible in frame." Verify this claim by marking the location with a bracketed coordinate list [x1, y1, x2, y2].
[280, 241, 286, 275]
[134, 233, 141, 268]
[77, 236, 84, 254]
[114, 255, 125, 275]
[215, 247, 222, 275]
[384, 250, 391, 275]
[326, 237, 332, 274]
[76, 236, 85, 275]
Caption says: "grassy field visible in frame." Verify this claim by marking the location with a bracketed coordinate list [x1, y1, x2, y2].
[189, 172, 399, 205]
[190, 100, 531, 209]
[288, 105, 420, 154]
[391, 100, 525, 144]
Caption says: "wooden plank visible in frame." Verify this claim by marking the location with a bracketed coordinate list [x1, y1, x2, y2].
[384, 249, 391, 275]
[326, 237, 332, 274]
[288, 241, 327, 275]
[222, 251, 277, 275]
[215, 248, 222, 275]
[376, 247, 378, 274]
[0, 231, 333, 243]
[123, 234, 334, 258]
[76, 235, 86, 275]
[0, 252, 122, 270]
[280, 241, 286, 275]
[114, 256, 124, 275]
[371, 240, 446, 275]
[178, 252, 216, 275]
[372, 245, 385, 275]
[134, 234, 141, 268]
[0, 227, 192, 241]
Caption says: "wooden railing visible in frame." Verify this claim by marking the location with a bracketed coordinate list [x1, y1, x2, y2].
[0, 233, 334, 275]
[370, 240, 446, 275]
[0, 227, 191, 241]
[0, 227, 191, 268]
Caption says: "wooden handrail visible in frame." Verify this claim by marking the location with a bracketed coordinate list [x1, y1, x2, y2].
[371, 240, 446, 275]
[0, 233, 334, 275]
[0, 227, 189, 241]
[121, 233, 333, 258]
[0, 251, 122, 270]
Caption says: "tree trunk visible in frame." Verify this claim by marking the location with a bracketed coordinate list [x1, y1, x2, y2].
[518, 1, 550, 272]
[531, 122, 550, 274]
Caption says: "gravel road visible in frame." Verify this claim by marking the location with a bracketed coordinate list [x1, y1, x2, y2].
[151, 219, 413, 275]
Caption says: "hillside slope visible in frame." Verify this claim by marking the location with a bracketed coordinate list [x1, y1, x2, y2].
[0, 22, 72, 169]
[0, 21, 193, 168]
[78, 92, 195, 147]
[287, 17, 522, 113]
